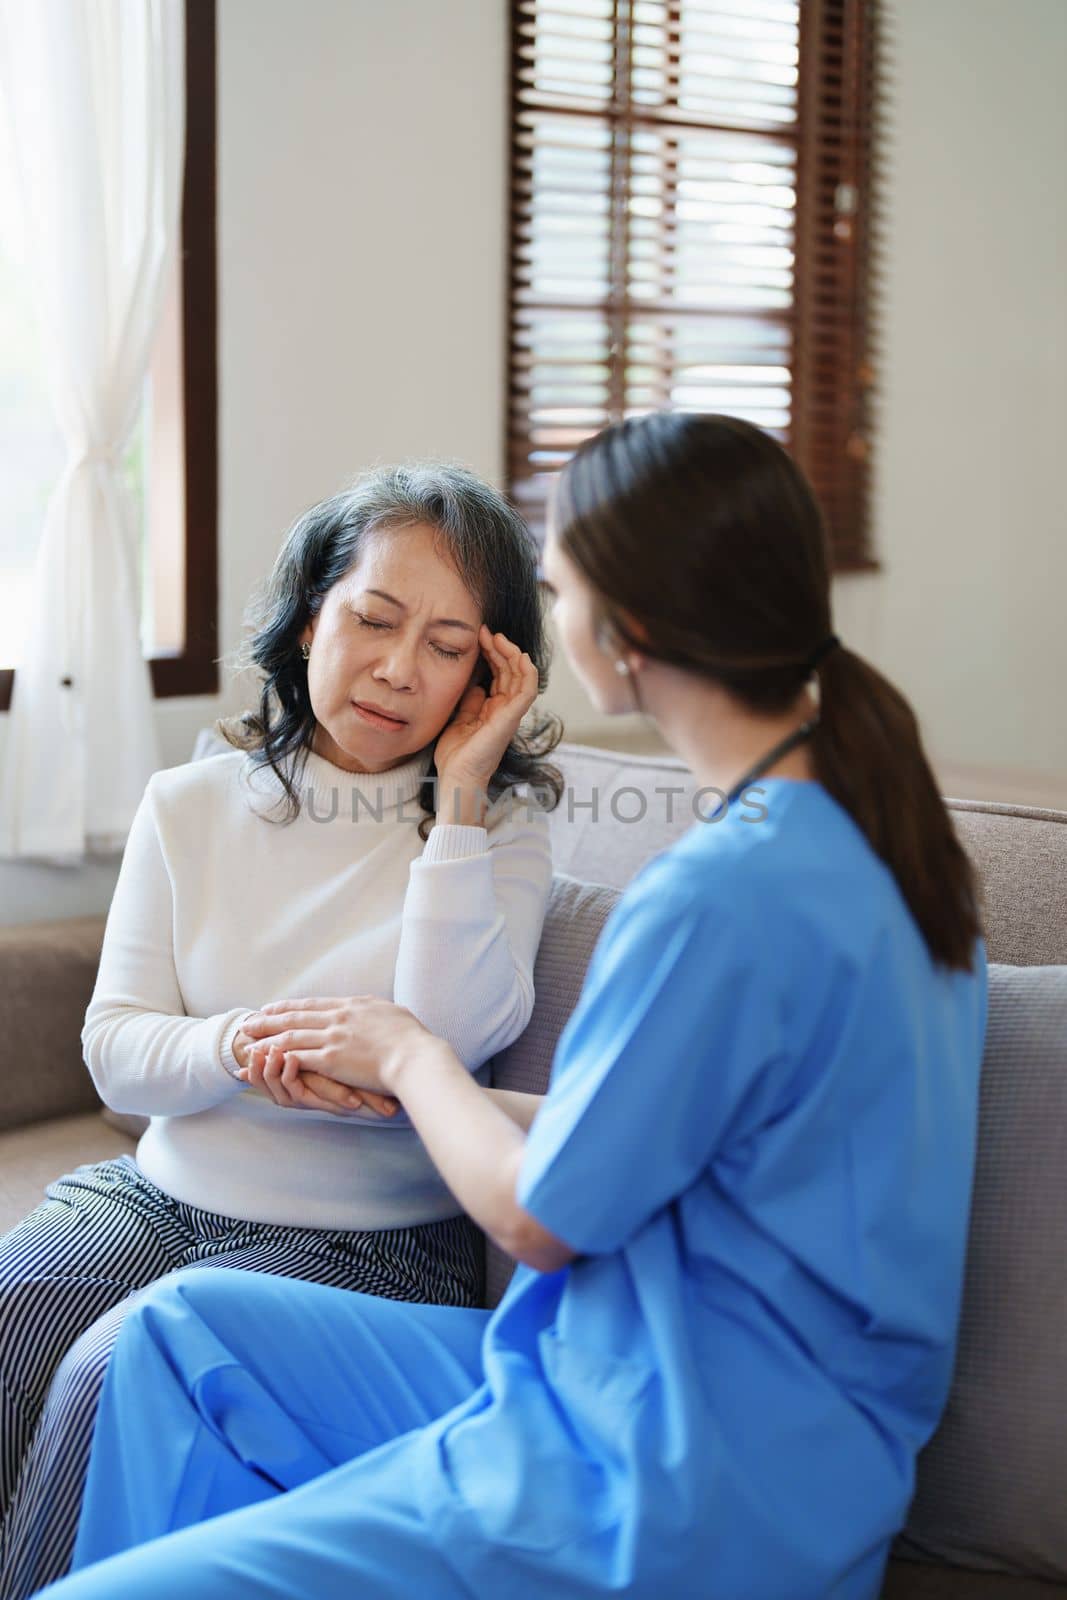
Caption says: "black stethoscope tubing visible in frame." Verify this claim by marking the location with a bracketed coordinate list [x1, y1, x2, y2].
[718, 717, 819, 813]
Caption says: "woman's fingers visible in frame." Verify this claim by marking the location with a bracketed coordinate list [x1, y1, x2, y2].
[245, 1043, 271, 1089]
[239, 1052, 353, 1116]
[517, 649, 538, 706]
[286, 1067, 363, 1116]
[261, 1045, 299, 1107]
[299, 1069, 375, 1114]
[495, 632, 521, 698]
[239, 1043, 289, 1106]
[346, 1085, 400, 1116]
[453, 682, 488, 727]
[480, 627, 538, 710]
[247, 1048, 358, 1116]
[243, 1009, 333, 1038]
[480, 627, 513, 699]
[491, 638, 513, 699]
[297, 1068, 361, 1108]
[279, 1060, 397, 1117]
[478, 626, 501, 699]
[279, 1051, 305, 1092]
[496, 634, 538, 707]
[243, 1025, 335, 1053]
[279, 1054, 350, 1109]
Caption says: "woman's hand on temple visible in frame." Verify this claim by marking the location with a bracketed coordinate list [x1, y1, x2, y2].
[239, 996, 438, 1105]
[433, 627, 540, 816]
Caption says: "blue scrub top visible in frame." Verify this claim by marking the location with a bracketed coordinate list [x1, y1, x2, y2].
[427, 778, 988, 1600]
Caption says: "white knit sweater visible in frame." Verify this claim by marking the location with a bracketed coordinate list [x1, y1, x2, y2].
[81, 744, 553, 1230]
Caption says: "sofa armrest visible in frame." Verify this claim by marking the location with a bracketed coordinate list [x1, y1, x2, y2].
[0, 916, 107, 1133]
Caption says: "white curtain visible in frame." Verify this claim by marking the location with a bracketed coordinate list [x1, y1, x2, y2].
[0, 0, 185, 864]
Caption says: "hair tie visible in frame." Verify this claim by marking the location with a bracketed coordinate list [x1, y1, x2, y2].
[805, 633, 841, 674]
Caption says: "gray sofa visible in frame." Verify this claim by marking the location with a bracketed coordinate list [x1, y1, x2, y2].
[2, 738, 1065, 1598]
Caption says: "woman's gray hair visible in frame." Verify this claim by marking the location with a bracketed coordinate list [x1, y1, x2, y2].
[216, 462, 563, 833]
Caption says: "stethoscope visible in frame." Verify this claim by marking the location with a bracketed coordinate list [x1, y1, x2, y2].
[714, 715, 820, 817]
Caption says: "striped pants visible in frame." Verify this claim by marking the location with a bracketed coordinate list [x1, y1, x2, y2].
[0, 1155, 481, 1600]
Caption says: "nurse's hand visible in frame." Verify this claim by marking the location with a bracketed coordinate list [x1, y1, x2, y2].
[240, 996, 432, 1105]
[239, 1034, 400, 1117]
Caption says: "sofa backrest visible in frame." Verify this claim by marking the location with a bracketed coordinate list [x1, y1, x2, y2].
[545, 741, 1067, 966]
[892, 962, 1067, 1581]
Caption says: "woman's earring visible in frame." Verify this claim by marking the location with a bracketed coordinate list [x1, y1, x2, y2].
[614, 658, 630, 676]
[300, 642, 311, 661]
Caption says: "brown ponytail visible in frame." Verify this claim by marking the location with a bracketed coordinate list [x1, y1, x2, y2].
[555, 412, 983, 973]
[810, 646, 982, 971]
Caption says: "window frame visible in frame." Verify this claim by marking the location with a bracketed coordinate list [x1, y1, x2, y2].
[0, 0, 219, 714]
[504, 0, 882, 572]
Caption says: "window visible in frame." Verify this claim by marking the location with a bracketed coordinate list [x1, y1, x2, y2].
[506, 0, 881, 568]
[0, 0, 218, 713]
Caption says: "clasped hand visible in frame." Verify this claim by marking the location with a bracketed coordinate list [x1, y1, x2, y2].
[234, 996, 431, 1118]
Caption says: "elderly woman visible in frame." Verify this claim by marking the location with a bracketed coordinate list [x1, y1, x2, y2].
[0, 464, 560, 1598]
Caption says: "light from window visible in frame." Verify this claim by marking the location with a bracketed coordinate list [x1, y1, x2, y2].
[0, 97, 151, 670]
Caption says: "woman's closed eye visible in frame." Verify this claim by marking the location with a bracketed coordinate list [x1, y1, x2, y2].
[355, 614, 464, 661]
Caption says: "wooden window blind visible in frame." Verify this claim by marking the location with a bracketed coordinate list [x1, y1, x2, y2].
[506, 0, 882, 569]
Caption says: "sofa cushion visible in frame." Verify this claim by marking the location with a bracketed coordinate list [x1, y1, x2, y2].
[894, 963, 1067, 1582]
[0, 1111, 137, 1235]
[486, 874, 620, 1305]
[549, 743, 695, 891]
[100, 1107, 150, 1141]
[0, 917, 107, 1133]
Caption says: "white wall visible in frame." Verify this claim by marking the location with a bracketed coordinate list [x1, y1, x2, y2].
[214, 0, 511, 674]
[839, 0, 1067, 802]
[2, 0, 1064, 925]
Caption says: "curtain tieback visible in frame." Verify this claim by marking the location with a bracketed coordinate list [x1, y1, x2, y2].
[75, 446, 122, 469]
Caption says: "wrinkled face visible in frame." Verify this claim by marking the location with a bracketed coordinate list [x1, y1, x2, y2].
[300, 522, 484, 773]
[541, 518, 633, 716]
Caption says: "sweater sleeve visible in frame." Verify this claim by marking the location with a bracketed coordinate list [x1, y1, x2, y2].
[391, 790, 553, 1070]
[81, 777, 253, 1117]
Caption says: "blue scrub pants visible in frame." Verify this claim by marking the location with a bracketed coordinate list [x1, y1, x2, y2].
[40, 1267, 491, 1599]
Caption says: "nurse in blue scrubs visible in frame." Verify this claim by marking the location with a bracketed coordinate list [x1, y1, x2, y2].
[41, 413, 987, 1600]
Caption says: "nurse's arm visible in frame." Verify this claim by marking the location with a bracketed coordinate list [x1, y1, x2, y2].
[386, 1040, 575, 1274]
[484, 1087, 545, 1131]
